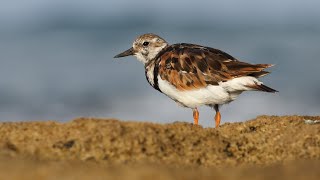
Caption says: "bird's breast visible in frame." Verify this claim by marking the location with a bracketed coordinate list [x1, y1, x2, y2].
[157, 76, 232, 108]
[145, 63, 161, 92]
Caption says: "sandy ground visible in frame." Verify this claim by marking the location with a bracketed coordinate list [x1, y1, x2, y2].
[0, 115, 319, 179]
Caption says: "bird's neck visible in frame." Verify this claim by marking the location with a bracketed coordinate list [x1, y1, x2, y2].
[144, 60, 161, 92]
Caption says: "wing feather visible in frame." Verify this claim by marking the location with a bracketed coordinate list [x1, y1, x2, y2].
[157, 44, 273, 91]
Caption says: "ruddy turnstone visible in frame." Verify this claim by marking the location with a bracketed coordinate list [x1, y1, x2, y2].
[114, 33, 277, 127]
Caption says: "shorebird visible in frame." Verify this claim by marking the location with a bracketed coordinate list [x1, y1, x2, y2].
[114, 33, 277, 127]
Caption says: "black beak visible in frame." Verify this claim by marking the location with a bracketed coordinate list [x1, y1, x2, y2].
[114, 47, 135, 58]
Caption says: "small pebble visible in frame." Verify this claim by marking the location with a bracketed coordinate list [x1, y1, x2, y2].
[304, 120, 320, 125]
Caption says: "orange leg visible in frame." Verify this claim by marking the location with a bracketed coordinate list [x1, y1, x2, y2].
[215, 111, 221, 128]
[214, 105, 221, 128]
[193, 108, 199, 125]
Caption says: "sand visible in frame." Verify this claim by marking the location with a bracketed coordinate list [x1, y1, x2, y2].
[0, 115, 319, 179]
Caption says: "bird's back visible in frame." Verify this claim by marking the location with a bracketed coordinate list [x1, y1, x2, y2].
[152, 43, 275, 92]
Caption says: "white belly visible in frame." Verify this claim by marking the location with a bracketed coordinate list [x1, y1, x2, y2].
[158, 76, 234, 108]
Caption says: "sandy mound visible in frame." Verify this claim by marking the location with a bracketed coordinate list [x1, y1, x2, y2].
[0, 115, 319, 179]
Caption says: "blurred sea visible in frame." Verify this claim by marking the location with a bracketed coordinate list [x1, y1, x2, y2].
[0, 0, 319, 126]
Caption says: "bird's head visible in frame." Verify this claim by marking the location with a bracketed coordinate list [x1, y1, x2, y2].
[114, 33, 168, 64]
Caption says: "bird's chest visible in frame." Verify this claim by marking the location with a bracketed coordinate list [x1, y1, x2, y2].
[145, 63, 161, 92]
[145, 64, 155, 86]
[145, 64, 155, 87]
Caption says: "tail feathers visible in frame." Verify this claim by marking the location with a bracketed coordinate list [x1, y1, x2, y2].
[246, 64, 274, 71]
[249, 71, 270, 78]
[247, 83, 278, 93]
[226, 63, 274, 78]
[246, 64, 276, 92]
[256, 64, 274, 69]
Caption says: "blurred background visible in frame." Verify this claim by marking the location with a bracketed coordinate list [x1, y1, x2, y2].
[0, 0, 319, 126]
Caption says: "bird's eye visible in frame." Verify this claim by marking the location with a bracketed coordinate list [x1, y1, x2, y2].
[143, 42, 149, 46]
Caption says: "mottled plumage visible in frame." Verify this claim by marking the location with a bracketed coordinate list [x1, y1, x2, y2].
[155, 43, 273, 91]
[114, 33, 277, 127]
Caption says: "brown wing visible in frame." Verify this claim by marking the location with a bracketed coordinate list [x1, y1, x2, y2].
[157, 43, 273, 91]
